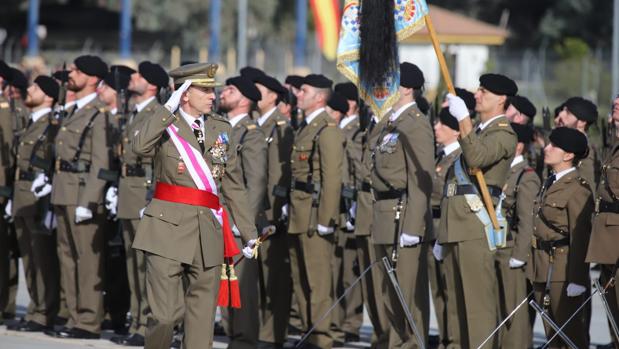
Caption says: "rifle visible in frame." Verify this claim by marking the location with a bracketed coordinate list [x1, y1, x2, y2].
[53, 62, 68, 122]
[542, 106, 551, 133]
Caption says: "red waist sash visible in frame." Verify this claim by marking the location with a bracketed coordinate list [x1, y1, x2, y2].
[153, 181, 220, 208]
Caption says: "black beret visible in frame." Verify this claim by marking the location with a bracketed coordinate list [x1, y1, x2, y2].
[439, 107, 459, 131]
[327, 92, 349, 114]
[303, 74, 333, 89]
[400, 62, 425, 89]
[9, 68, 28, 90]
[226, 76, 262, 102]
[34, 75, 60, 100]
[0, 61, 11, 80]
[479, 73, 518, 96]
[510, 123, 534, 144]
[334, 82, 358, 101]
[455, 87, 476, 111]
[563, 97, 598, 123]
[254, 75, 286, 95]
[103, 71, 130, 92]
[110, 65, 136, 77]
[52, 69, 70, 83]
[285, 75, 305, 89]
[510, 95, 536, 119]
[549, 127, 588, 158]
[416, 95, 430, 114]
[138, 61, 169, 88]
[240, 66, 266, 82]
[74, 55, 108, 79]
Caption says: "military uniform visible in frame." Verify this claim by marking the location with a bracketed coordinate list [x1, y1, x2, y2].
[11, 108, 60, 328]
[257, 108, 294, 345]
[578, 143, 599, 194]
[331, 114, 364, 342]
[438, 115, 517, 349]
[132, 63, 257, 349]
[529, 169, 593, 349]
[355, 117, 390, 348]
[288, 107, 344, 348]
[496, 156, 540, 349]
[430, 142, 461, 348]
[587, 141, 619, 348]
[371, 102, 433, 348]
[223, 113, 267, 349]
[50, 93, 110, 334]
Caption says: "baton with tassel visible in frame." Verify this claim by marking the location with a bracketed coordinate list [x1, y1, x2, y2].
[234, 225, 277, 267]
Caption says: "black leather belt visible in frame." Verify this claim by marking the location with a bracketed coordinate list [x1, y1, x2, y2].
[598, 200, 619, 214]
[444, 183, 502, 198]
[18, 171, 36, 181]
[432, 206, 441, 219]
[359, 181, 372, 193]
[123, 164, 146, 177]
[373, 189, 405, 201]
[532, 237, 569, 252]
[293, 180, 314, 194]
[57, 159, 90, 173]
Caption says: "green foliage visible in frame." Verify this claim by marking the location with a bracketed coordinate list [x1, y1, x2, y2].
[553, 37, 590, 60]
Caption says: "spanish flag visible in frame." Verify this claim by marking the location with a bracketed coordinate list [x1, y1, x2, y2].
[310, 0, 341, 61]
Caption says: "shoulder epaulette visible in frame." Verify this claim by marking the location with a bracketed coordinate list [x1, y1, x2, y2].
[276, 120, 287, 126]
[246, 124, 257, 130]
[577, 177, 589, 187]
[327, 122, 337, 127]
[498, 123, 509, 127]
[99, 107, 107, 113]
[209, 112, 230, 124]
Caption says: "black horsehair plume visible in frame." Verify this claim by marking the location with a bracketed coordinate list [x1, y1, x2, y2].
[359, 0, 398, 89]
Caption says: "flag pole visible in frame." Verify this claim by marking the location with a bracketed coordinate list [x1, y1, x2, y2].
[424, 14, 500, 230]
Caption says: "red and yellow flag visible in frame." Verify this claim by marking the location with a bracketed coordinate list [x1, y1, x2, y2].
[310, 0, 341, 61]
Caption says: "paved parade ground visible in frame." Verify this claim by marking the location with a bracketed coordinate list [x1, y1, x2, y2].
[0, 261, 613, 349]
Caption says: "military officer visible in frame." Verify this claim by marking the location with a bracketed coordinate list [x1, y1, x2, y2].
[496, 123, 540, 349]
[4, 76, 61, 332]
[554, 97, 599, 192]
[370, 62, 433, 348]
[7, 67, 31, 133]
[218, 75, 267, 349]
[327, 86, 364, 345]
[43, 55, 110, 339]
[288, 74, 343, 349]
[254, 73, 294, 348]
[430, 107, 463, 348]
[529, 127, 593, 349]
[443, 73, 518, 348]
[131, 62, 257, 349]
[505, 95, 536, 126]
[586, 94, 619, 349]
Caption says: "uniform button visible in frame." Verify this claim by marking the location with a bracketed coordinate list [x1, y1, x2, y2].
[58, 141, 63, 145]
[199, 210, 204, 214]
[162, 118, 167, 122]
[159, 213, 163, 217]
[61, 126, 66, 131]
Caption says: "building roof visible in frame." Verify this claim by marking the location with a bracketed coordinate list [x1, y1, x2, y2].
[403, 5, 509, 45]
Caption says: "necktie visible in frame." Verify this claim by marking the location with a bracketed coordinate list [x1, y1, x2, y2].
[192, 119, 205, 153]
[298, 119, 308, 130]
[26, 118, 33, 129]
[129, 109, 138, 125]
[66, 105, 77, 119]
[543, 174, 556, 192]
[435, 150, 445, 165]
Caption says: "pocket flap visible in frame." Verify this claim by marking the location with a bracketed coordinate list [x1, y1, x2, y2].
[606, 214, 619, 226]
[144, 202, 183, 225]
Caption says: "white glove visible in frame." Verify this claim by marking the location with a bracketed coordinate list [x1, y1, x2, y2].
[446, 93, 470, 121]
[345, 220, 355, 231]
[281, 204, 288, 218]
[105, 186, 118, 216]
[31, 173, 52, 198]
[399, 233, 421, 248]
[566, 283, 586, 297]
[139, 207, 146, 219]
[75, 206, 93, 223]
[242, 239, 258, 259]
[433, 242, 444, 261]
[317, 224, 334, 236]
[4, 199, 12, 219]
[165, 80, 192, 112]
[509, 257, 526, 269]
[348, 201, 357, 219]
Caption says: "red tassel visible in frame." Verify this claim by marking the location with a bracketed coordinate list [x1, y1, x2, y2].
[221, 210, 240, 257]
[229, 264, 241, 309]
[217, 264, 229, 307]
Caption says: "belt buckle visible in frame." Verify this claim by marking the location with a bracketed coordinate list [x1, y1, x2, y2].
[447, 183, 457, 197]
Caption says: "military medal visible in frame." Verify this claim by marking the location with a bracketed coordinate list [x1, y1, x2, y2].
[177, 161, 186, 174]
[299, 153, 308, 161]
[209, 132, 229, 179]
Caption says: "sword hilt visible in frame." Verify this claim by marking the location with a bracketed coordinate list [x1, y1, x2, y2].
[543, 294, 551, 310]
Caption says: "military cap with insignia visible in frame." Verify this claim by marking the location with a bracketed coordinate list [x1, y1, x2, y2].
[168, 62, 221, 88]
[563, 96, 598, 124]
[439, 107, 459, 131]
[254, 75, 286, 95]
[549, 127, 588, 158]
[334, 82, 358, 101]
[225, 76, 262, 102]
[0, 60, 11, 80]
[52, 69, 70, 83]
[479, 73, 518, 96]
[285, 75, 305, 89]
[34, 75, 60, 100]
[510, 122, 534, 144]
[138, 61, 169, 88]
[74, 55, 108, 79]
[240, 66, 266, 82]
[510, 95, 536, 119]
[400, 62, 425, 89]
[103, 71, 130, 91]
[327, 91, 349, 114]
[9, 68, 28, 90]
[303, 74, 333, 89]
